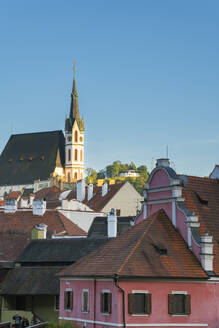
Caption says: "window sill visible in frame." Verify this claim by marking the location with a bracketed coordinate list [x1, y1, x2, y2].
[101, 313, 111, 316]
[171, 314, 189, 316]
[131, 314, 149, 317]
[65, 310, 72, 312]
[82, 311, 89, 314]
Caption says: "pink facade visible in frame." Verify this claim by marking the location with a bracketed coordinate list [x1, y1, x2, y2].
[60, 278, 219, 328]
[59, 160, 219, 328]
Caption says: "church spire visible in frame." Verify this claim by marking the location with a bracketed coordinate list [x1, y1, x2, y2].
[70, 62, 80, 121]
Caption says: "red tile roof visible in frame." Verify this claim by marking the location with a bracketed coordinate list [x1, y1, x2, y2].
[7, 191, 22, 200]
[34, 186, 61, 201]
[59, 209, 207, 279]
[0, 210, 87, 261]
[183, 175, 219, 274]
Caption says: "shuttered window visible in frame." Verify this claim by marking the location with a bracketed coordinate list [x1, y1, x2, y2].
[82, 290, 89, 312]
[64, 291, 73, 311]
[168, 294, 191, 315]
[100, 292, 112, 314]
[128, 293, 151, 315]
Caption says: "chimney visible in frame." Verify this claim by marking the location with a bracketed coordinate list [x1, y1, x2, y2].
[29, 194, 34, 207]
[87, 184, 93, 201]
[4, 199, 17, 213]
[200, 232, 214, 271]
[33, 199, 46, 216]
[107, 208, 117, 238]
[102, 182, 108, 197]
[156, 158, 170, 168]
[77, 180, 85, 202]
[31, 223, 47, 239]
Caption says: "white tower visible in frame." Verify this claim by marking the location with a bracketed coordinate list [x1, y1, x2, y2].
[65, 64, 85, 182]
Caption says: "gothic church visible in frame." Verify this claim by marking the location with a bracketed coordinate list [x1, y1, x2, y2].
[0, 68, 85, 196]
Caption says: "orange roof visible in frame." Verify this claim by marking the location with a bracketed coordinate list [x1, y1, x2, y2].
[59, 209, 207, 279]
[7, 191, 22, 200]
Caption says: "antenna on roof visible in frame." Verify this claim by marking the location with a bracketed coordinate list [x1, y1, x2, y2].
[166, 145, 168, 158]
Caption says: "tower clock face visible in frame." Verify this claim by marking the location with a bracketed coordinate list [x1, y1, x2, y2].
[67, 136, 72, 142]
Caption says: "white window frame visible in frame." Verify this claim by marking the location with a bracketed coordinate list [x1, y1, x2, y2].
[65, 288, 73, 312]
[101, 289, 111, 316]
[82, 289, 89, 313]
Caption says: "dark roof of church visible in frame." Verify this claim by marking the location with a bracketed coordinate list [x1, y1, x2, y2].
[0, 130, 65, 186]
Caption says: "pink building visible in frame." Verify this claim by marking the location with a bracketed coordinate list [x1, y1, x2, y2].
[58, 159, 219, 328]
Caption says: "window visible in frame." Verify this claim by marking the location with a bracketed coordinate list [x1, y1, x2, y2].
[116, 209, 121, 216]
[82, 290, 89, 313]
[54, 295, 59, 311]
[68, 172, 71, 182]
[74, 130, 78, 143]
[75, 149, 78, 161]
[64, 290, 73, 311]
[128, 292, 151, 315]
[16, 296, 26, 310]
[100, 291, 112, 314]
[68, 149, 71, 162]
[74, 172, 78, 180]
[80, 150, 83, 162]
[168, 293, 191, 315]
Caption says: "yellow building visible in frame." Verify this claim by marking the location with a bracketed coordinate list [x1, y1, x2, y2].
[65, 66, 85, 182]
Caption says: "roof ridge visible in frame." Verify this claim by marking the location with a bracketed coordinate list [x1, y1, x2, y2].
[117, 210, 159, 274]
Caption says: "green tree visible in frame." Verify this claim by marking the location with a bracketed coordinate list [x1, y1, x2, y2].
[137, 165, 149, 180]
[85, 168, 97, 184]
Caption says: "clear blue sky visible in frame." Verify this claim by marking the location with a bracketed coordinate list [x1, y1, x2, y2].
[1, 0, 219, 176]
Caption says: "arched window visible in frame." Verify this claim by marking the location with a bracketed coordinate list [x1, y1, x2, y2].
[80, 150, 83, 162]
[68, 149, 71, 162]
[74, 130, 78, 143]
[74, 172, 78, 180]
[68, 172, 71, 182]
[75, 149, 78, 161]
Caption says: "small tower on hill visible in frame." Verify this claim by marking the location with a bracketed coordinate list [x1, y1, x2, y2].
[65, 63, 85, 182]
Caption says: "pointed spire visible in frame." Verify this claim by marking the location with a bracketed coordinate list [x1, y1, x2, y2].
[70, 62, 80, 121]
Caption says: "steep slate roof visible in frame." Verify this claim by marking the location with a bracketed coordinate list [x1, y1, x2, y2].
[183, 175, 219, 275]
[0, 130, 65, 186]
[88, 216, 134, 238]
[0, 266, 61, 295]
[16, 238, 107, 264]
[59, 209, 207, 279]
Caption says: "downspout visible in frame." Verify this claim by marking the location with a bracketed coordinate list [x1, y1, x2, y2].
[113, 274, 126, 328]
[93, 278, 96, 328]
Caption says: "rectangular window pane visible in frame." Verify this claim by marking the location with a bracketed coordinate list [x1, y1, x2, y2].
[174, 294, 185, 314]
[82, 291, 88, 312]
[133, 293, 145, 314]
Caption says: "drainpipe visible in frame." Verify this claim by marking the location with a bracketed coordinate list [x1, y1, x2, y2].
[113, 274, 126, 328]
[93, 278, 96, 328]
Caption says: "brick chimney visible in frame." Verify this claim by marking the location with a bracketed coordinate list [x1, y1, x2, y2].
[77, 180, 85, 202]
[102, 182, 108, 197]
[87, 184, 93, 201]
[33, 199, 46, 216]
[200, 232, 214, 272]
[107, 208, 117, 238]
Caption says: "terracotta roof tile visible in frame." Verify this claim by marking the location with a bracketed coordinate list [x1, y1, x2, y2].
[7, 191, 22, 200]
[0, 210, 87, 260]
[59, 209, 207, 279]
[183, 175, 219, 275]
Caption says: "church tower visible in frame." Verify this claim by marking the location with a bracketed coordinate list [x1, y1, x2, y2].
[65, 64, 85, 182]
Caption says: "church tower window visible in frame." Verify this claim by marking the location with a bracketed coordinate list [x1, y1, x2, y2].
[74, 172, 78, 179]
[68, 149, 71, 162]
[74, 130, 78, 143]
[75, 149, 78, 161]
[68, 172, 71, 182]
[80, 150, 83, 162]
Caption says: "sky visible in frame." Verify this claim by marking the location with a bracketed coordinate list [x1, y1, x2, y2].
[0, 0, 219, 176]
